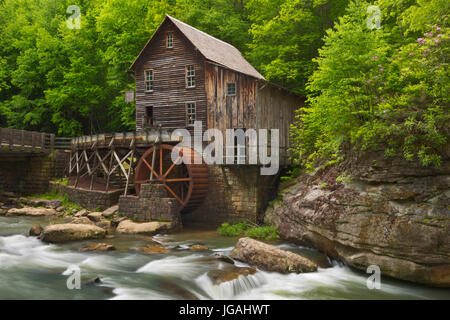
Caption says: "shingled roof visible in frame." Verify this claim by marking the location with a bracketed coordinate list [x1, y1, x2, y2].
[129, 15, 265, 80]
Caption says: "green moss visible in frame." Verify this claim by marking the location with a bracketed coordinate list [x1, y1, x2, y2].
[217, 222, 279, 241]
[28, 192, 82, 211]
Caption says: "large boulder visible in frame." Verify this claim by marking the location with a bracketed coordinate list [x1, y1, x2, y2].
[230, 237, 318, 273]
[266, 158, 450, 287]
[41, 224, 106, 243]
[7, 207, 57, 217]
[116, 220, 172, 235]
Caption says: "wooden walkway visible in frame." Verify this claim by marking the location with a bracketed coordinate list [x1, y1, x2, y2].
[0, 128, 71, 155]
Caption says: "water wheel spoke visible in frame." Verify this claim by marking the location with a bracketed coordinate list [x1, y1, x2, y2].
[162, 183, 184, 205]
[165, 177, 192, 182]
[142, 157, 159, 179]
[159, 146, 163, 176]
[163, 154, 182, 178]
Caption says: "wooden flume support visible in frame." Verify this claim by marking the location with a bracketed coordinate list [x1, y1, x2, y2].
[68, 130, 209, 213]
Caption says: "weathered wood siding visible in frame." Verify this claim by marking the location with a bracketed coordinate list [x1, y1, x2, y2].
[204, 63, 302, 165]
[134, 20, 207, 133]
[256, 83, 302, 165]
[204, 63, 257, 156]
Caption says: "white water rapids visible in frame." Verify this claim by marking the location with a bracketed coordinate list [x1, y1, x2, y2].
[0, 216, 448, 300]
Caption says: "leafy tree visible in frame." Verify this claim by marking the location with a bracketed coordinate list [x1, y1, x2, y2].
[246, 0, 350, 94]
[290, 0, 449, 167]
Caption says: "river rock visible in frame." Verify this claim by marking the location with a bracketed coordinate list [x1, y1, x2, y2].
[96, 220, 112, 229]
[0, 208, 6, 215]
[189, 244, 211, 251]
[41, 224, 106, 243]
[116, 220, 172, 235]
[265, 156, 450, 287]
[211, 253, 235, 264]
[74, 209, 89, 217]
[56, 206, 65, 212]
[6, 207, 57, 217]
[208, 266, 257, 285]
[26, 199, 62, 209]
[70, 217, 95, 225]
[29, 224, 43, 236]
[137, 244, 171, 254]
[87, 212, 103, 222]
[231, 237, 318, 273]
[79, 243, 116, 252]
[102, 205, 119, 218]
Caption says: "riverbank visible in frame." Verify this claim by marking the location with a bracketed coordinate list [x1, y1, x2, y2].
[265, 155, 450, 287]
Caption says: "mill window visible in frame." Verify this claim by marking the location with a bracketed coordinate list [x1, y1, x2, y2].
[227, 83, 236, 96]
[145, 70, 154, 92]
[186, 102, 196, 126]
[166, 33, 173, 48]
[186, 65, 195, 88]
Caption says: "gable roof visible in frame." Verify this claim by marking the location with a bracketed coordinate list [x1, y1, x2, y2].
[129, 15, 265, 80]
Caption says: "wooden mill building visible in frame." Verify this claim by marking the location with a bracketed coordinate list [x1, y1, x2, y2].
[129, 15, 303, 164]
[69, 15, 304, 226]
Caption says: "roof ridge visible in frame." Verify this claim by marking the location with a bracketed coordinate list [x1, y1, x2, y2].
[166, 15, 241, 53]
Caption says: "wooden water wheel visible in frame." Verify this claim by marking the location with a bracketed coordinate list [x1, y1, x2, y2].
[134, 144, 209, 213]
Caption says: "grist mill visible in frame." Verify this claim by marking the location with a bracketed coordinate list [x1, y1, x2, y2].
[64, 15, 304, 227]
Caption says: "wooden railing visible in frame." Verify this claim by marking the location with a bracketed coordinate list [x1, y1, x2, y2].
[0, 128, 71, 153]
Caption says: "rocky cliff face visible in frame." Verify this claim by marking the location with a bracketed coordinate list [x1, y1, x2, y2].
[265, 152, 450, 287]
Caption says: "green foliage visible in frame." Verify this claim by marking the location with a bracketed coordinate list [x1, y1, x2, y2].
[246, 0, 350, 94]
[280, 166, 302, 182]
[217, 222, 279, 241]
[27, 191, 82, 211]
[290, 0, 449, 167]
[0, 0, 348, 134]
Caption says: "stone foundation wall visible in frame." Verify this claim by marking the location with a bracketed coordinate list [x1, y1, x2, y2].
[0, 154, 54, 195]
[54, 150, 71, 178]
[50, 181, 123, 210]
[183, 165, 279, 226]
[119, 183, 181, 224]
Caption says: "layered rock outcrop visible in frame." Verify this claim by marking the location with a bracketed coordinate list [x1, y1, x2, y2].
[265, 153, 450, 287]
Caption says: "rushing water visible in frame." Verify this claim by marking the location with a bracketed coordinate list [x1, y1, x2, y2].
[0, 216, 448, 300]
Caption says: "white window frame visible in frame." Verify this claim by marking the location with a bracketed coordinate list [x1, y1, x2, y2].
[186, 65, 195, 88]
[166, 33, 173, 48]
[227, 82, 237, 96]
[186, 102, 196, 126]
[145, 69, 154, 92]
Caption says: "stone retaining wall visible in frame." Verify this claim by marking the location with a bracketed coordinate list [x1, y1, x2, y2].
[119, 183, 181, 225]
[50, 181, 123, 210]
[0, 154, 54, 195]
[183, 165, 279, 226]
